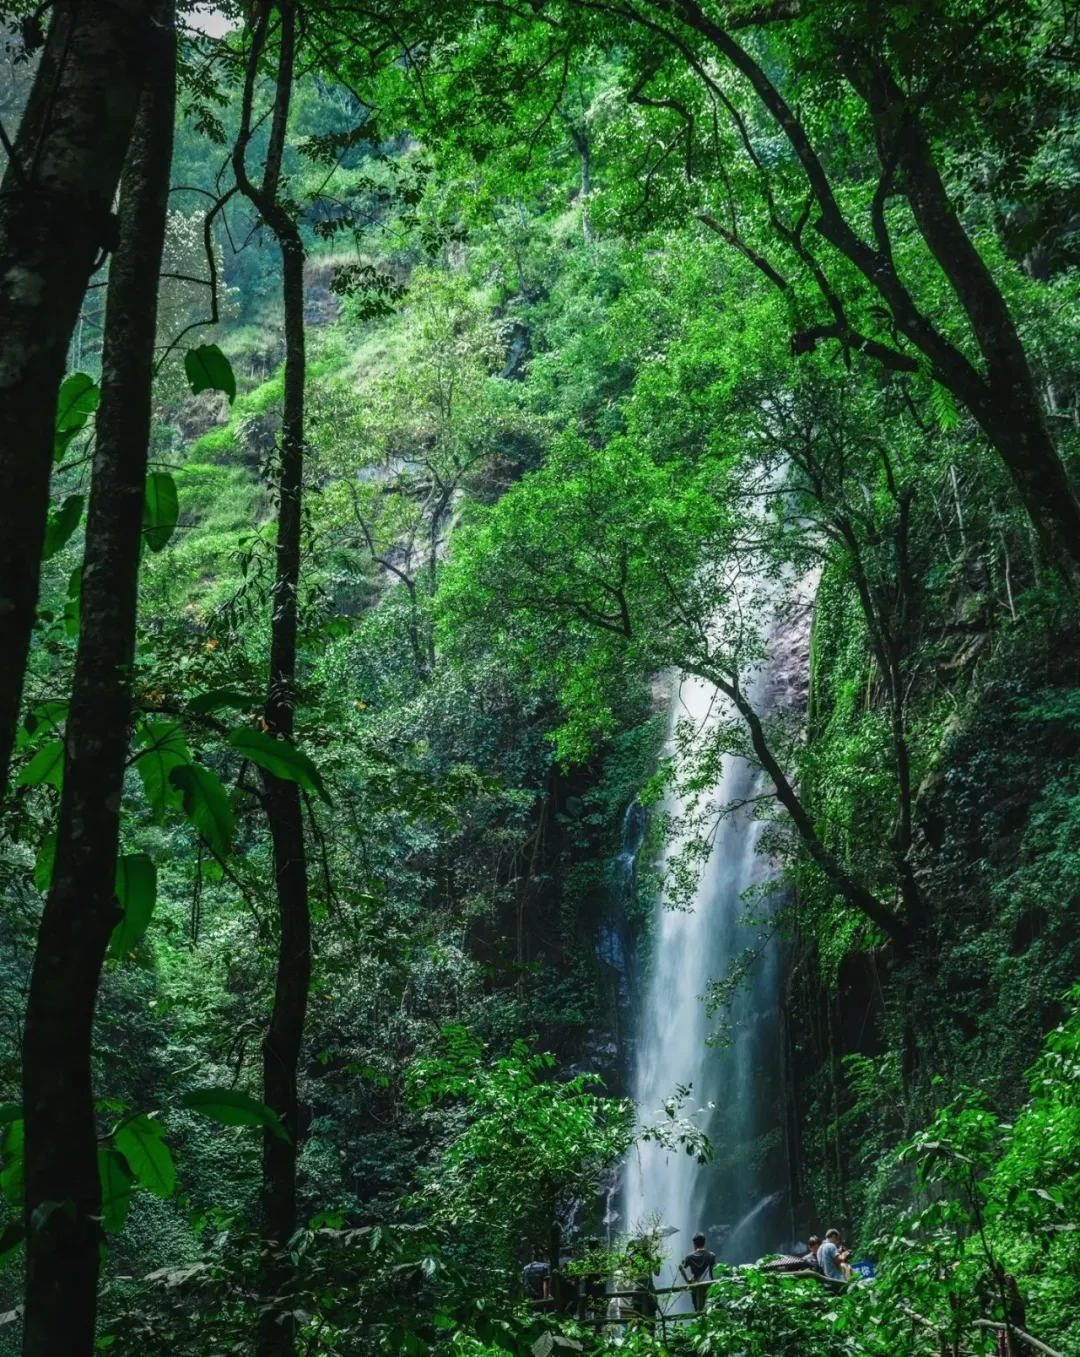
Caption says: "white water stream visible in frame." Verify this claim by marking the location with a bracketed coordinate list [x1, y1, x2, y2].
[622, 671, 787, 1288]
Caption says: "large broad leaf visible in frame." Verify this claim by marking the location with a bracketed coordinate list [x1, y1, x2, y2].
[109, 854, 157, 959]
[97, 1147, 133, 1232]
[228, 727, 330, 803]
[187, 689, 258, 717]
[169, 763, 234, 857]
[16, 740, 64, 790]
[184, 344, 236, 403]
[135, 721, 191, 822]
[56, 373, 100, 430]
[54, 373, 99, 461]
[0, 1222, 23, 1270]
[0, 1121, 23, 1210]
[143, 472, 179, 553]
[179, 1088, 289, 1141]
[42, 494, 85, 561]
[33, 834, 55, 892]
[115, 1115, 175, 1199]
[19, 700, 68, 749]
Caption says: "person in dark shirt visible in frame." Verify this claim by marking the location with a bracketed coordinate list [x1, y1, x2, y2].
[522, 1245, 550, 1302]
[679, 1232, 717, 1312]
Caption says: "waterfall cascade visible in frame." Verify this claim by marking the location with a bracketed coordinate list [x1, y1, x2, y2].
[622, 670, 789, 1288]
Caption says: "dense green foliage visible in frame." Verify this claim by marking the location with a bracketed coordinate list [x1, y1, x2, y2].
[4, 0, 1080, 1353]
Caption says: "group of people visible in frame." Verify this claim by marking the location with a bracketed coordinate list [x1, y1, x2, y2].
[803, 1229, 854, 1282]
[762, 1228, 857, 1284]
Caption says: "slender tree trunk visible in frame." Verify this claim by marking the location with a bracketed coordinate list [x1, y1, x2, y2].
[232, 11, 311, 1354]
[20, 13, 175, 1355]
[257, 229, 310, 1357]
[0, 0, 155, 801]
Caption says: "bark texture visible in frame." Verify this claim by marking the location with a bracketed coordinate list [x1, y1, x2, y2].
[20, 13, 176, 1355]
[0, 0, 154, 801]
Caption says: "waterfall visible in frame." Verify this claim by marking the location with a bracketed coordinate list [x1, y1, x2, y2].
[623, 670, 788, 1286]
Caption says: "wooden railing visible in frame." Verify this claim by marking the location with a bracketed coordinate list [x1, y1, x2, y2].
[531, 1272, 1066, 1353]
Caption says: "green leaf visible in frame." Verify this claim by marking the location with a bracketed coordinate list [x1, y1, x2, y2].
[187, 689, 258, 717]
[55, 373, 99, 460]
[114, 1116, 175, 1199]
[57, 373, 100, 430]
[1, 1120, 23, 1209]
[19, 700, 68, 748]
[16, 740, 64, 790]
[97, 1147, 133, 1232]
[42, 494, 85, 561]
[142, 472, 179, 553]
[184, 344, 236, 403]
[0, 1107, 20, 1128]
[228, 727, 330, 803]
[63, 566, 82, 637]
[0, 1222, 23, 1269]
[135, 720, 191, 822]
[169, 763, 234, 857]
[34, 833, 56, 892]
[179, 1088, 289, 1140]
[109, 854, 157, 959]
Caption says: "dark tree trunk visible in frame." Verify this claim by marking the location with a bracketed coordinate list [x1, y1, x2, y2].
[0, 0, 155, 801]
[232, 10, 311, 1355]
[256, 231, 310, 1357]
[20, 12, 175, 1356]
[865, 76, 1080, 586]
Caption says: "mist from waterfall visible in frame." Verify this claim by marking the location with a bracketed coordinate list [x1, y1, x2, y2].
[623, 671, 787, 1287]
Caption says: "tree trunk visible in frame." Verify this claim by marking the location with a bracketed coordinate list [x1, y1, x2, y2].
[256, 230, 311, 1357]
[232, 10, 311, 1355]
[660, 0, 1080, 584]
[868, 79, 1080, 586]
[20, 12, 175, 1354]
[0, 0, 155, 802]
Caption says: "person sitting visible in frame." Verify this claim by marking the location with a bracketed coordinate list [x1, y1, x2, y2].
[679, 1232, 717, 1312]
[817, 1229, 846, 1284]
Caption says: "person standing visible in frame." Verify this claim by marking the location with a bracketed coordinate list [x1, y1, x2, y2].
[522, 1245, 550, 1302]
[804, 1236, 822, 1271]
[679, 1232, 717, 1312]
[817, 1229, 846, 1283]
